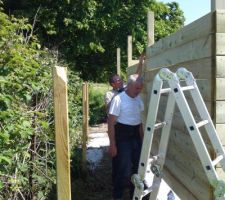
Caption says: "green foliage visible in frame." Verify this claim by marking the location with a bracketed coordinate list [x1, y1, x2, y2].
[0, 7, 83, 199]
[89, 83, 108, 125]
[3, 0, 184, 82]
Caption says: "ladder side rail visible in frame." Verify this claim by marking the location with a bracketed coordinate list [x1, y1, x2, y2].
[149, 93, 176, 200]
[138, 75, 163, 179]
[133, 75, 163, 200]
[184, 73, 225, 170]
[168, 78, 219, 185]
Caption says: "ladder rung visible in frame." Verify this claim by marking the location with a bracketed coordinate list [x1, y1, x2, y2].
[212, 154, 225, 166]
[181, 85, 195, 91]
[196, 120, 209, 128]
[154, 122, 167, 129]
[160, 88, 171, 94]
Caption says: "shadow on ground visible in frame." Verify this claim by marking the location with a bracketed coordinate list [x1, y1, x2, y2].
[71, 147, 113, 200]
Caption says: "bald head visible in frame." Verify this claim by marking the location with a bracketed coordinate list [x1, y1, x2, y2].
[126, 74, 143, 98]
[127, 74, 143, 86]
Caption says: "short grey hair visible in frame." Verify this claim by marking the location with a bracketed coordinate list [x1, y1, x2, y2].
[127, 74, 144, 85]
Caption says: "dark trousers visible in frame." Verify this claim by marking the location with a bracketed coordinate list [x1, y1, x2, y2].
[112, 123, 142, 199]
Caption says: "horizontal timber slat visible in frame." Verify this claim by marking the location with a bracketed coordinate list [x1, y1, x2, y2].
[216, 10, 225, 33]
[216, 101, 225, 123]
[216, 124, 225, 145]
[146, 35, 213, 69]
[216, 56, 225, 78]
[165, 159, 212, 200]
[216, 78, 225, 100]
[163, 167, 198, 200]
[147, 12, 213, 58]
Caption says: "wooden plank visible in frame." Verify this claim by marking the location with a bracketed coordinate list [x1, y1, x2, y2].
[215, 101, 225, 123]
[215, 167, 225, 179]
[143, 58, 213, 81]
[145, 78, 213, 102]
[147, 12, 213, 58]
[163, 168, 198, 200]
[165, 159, 212, 200]
[216, 124, 225, 145]
[53, 66, 71, 200]
[158, 123, 213, 160]
[215, 10, 225, 33]
[216, 33, 225, 55]
[216, 78, 225, 100]
[216, 56, 225, 78]
[146, 35, 213, 69]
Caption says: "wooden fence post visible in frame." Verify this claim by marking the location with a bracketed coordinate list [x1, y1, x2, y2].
[147, 11, 154, 47]
[127, 35, 133, 67]
[211, 0, 225, 11]
[53, 66, 71, 200]
[82, 82, 89, 175]
[117, 48, 121, 75]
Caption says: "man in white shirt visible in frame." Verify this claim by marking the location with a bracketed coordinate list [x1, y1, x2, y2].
[108, 74, 144, 200]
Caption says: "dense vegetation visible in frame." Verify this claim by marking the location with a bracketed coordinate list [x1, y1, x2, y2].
[3, 0, 184, 82]
[0, 0, 184, 199]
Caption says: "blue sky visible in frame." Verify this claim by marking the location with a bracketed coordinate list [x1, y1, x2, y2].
[158, 0, 211, 25]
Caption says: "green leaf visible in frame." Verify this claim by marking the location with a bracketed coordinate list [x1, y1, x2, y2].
[0, 155, 11, 164]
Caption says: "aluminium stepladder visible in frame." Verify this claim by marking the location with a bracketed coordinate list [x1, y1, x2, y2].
[131, 67, 225, 200]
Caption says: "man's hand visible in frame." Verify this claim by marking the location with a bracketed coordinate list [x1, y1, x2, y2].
[107, 114, 118, 157]
[139, 53, 145, 65]
[108, 142, 117, 157]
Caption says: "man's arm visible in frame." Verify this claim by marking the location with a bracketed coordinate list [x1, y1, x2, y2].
[135, 53, 145, 76]
[107, 114, 118, 157]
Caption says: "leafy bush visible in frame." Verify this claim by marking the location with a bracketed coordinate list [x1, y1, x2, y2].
[89, 83, 109, 125]
[0, 8, 83, 199]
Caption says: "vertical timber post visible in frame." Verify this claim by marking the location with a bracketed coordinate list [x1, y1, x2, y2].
[53, 66, 71, 200]
[147, 11, 154, 47]
[82, 82, 89, 175]
[128, 35, 133, 67]
[211, 0, 225, 11]
[117, 48, 121, 75]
